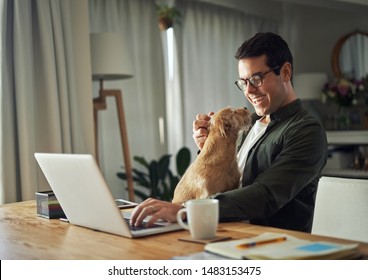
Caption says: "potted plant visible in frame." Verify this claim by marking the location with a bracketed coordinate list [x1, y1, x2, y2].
[156, 4, 181, 31]
[117, 147, 191, 201]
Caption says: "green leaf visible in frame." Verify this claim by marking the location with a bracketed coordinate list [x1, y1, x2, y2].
[134, 156, 149, 168]
[157, 154, 171, 180]
[133, 189, 148, 201]
[176, 147, 191, 176]
[117, 169, 145, 183]
[161, 181, 170, 201]
[149, 161, 159, 197]
[168, 170, 180, 190]
[116, 172, 126, 180]
[132, 169, 150, 189]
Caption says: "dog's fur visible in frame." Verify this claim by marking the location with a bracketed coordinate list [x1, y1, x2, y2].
[172, 107, 251, 203]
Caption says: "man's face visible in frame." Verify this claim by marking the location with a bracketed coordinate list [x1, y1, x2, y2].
[237, 55, 290, 116]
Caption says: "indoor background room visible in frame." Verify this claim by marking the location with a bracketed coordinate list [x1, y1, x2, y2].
[1, 0, 368, 205]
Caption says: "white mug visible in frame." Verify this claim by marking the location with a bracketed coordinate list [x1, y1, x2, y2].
[176, 199, 219, 239]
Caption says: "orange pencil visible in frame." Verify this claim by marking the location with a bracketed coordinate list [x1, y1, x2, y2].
[236, 236, 287, 249]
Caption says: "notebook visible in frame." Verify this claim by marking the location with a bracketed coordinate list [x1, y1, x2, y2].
[34, 153, 182, 238]
[204, 232, 360, 260]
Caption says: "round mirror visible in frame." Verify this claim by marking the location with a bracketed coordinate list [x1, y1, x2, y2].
[331, 30, 368, 79]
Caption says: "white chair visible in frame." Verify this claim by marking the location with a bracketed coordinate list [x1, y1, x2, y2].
[312, 176, 368, 243]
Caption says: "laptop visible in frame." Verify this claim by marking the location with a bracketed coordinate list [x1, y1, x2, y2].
[34, 153, 182, 238]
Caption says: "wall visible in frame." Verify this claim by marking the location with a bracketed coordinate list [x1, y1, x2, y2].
[197, 0, 368, 81]
[288, 4, 368, 80]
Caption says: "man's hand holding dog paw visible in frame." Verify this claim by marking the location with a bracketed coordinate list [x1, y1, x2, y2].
[193, 112, 214, 150]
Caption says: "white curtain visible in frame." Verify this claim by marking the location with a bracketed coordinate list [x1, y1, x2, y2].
[171, 0, 279, 156]
[89, 0, 166, 198]
[161, 27, 185, 163]
[0, 0, 93, 204]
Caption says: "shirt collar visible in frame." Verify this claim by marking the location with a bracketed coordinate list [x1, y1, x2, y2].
[270, 99, 301, 122]
[251, 99, 302, 124]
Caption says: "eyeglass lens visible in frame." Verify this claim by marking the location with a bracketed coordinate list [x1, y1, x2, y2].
[236, 74, 263, 91]
[235, 66, 279, 91]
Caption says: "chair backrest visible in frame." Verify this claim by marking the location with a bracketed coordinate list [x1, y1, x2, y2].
[312, 176, 368, 243]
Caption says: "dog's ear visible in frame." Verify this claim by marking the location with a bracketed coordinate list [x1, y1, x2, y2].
[218, 120, 232, 138]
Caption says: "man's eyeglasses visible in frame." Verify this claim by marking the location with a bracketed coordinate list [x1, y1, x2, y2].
[235, 66, 280, 91]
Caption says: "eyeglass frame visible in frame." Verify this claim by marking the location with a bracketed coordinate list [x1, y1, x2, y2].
[235, 65, 281, 92]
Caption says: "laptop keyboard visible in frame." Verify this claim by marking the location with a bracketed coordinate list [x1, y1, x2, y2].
[124, 218, 164, 231]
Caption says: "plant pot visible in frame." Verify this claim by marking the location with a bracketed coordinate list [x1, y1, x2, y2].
[363, 110, 368, 130]
[159, 17, 173, 31]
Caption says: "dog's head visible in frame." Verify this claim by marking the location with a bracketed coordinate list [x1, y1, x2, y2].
[210, 107, 251, 138]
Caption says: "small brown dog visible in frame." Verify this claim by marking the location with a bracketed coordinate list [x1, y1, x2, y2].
[172, 107, 251, 203]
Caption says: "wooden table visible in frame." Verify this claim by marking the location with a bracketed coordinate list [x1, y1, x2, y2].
[1, 201, 367, 260]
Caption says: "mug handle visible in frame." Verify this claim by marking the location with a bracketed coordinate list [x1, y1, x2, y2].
[176, 208, 189, 230]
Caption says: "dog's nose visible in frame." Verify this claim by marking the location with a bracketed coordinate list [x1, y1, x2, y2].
[243, 107, 248, 110]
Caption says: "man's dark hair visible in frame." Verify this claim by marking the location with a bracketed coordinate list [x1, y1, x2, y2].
[235, 32, 293, 76]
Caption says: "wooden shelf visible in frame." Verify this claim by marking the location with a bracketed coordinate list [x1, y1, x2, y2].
[322, 168, 368, 179]
[325, 130, 368, 145]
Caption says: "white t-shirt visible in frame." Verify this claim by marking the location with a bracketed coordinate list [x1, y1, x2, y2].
[237, 119, 268, 185]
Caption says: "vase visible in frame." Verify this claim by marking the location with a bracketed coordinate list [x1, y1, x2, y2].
[337, 106, 351, 130]
[363, 110, 368, 130]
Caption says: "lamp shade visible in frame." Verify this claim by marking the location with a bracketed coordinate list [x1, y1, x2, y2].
[90, 32, 133, 81]
[293, 72, 327, 100]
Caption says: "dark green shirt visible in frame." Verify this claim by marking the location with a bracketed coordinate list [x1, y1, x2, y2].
[213, 99, 328, 232]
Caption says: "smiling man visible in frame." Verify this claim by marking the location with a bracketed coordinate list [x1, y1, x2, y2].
[130, 32, 328, 233]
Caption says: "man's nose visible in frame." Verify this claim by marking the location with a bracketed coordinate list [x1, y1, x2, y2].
[245, 82, 257, 94]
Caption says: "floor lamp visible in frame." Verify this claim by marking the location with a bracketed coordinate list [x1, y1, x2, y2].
[90, 33, 135, 202]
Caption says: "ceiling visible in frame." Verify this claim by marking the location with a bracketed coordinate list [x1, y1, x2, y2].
[197, 0, 368, 16]
[269, 0, 368, 12]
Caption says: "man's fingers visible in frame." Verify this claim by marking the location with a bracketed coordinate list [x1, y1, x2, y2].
[196, 113, 211, 121]
[193, 127, 208, 138]
[130, 198, 155, 226]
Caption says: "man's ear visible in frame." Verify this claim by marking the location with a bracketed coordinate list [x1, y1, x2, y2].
[281, 62, 292, 82]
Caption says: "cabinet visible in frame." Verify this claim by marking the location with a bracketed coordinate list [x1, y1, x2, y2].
[322, 131, 368, 179]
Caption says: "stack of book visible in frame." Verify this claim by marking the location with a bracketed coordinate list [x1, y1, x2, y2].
[36, 191, 66, 219]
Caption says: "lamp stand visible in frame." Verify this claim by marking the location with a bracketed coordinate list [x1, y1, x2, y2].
[93, 80, 135, 202]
